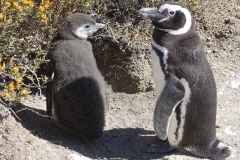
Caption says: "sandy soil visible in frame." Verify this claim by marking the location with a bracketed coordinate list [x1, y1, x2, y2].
[1, 47, 240, 160]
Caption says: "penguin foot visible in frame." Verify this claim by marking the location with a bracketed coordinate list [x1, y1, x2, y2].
[147, 140, 176, 154]
[184, 138, 233, 160]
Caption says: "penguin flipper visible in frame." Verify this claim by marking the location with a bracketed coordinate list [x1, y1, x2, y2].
[154, 73, 185, 140]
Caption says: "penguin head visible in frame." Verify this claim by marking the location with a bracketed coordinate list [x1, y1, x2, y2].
[59, 13, 107, 40]
[139, 2, 192, 35]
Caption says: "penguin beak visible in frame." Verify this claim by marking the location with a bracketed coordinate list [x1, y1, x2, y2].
[139, 7, 168, 21]
[95, 23, 107, 30]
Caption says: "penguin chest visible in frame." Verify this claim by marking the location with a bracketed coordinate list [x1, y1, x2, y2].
[167, 78, 191, 147]
[151, 39, 169, 97]
[151, 49, 166, 96]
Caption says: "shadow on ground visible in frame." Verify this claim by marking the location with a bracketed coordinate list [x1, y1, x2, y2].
[11, 103, 201, 159]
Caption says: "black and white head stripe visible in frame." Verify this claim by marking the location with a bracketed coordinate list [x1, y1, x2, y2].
[157, 4, 192, 35]
[139, 2, 192, 35]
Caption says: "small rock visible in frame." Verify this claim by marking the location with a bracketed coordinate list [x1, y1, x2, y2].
[234, 36, 240, 43]
[119, 37, 128, 44]
[206, 50, 212, 54]
[237, 13, 240, 19]
[115, 22, 120, 27]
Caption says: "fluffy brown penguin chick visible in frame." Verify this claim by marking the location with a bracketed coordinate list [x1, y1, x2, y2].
[47, 13, 107, 140]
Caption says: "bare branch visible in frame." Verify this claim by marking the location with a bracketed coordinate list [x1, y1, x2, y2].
[16, 107, 52, 118]
[107, 24, 119, 44]
[9, 107, 21, 121]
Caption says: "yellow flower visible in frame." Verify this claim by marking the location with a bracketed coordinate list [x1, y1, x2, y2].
[20, 88, 29, 95]
[28, 1, 34, 7]
[44, 4, 50, 9]
[0, 62, 4, 70]
[0, 57, 2, 62]
[9, 82, 15, 91]
[16, 77, 23, 83]
[13, 1, 18, 6]
[0, 13, 4, 19]
[41, 13, 47, 21]
[17, 6, 23, 11]
[22, 0, 28, 4]
[39, 6, 45, 12]
[5, 2, 11, 7]
[3, 92, 10, 99]
[44, 2, 52, 9]
[12, 66, 19, 73]
[0, 65, 4, 70]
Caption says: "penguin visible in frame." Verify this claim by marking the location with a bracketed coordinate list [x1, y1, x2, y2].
[46, 13, 108, 140]
[139, 2, 232, 159]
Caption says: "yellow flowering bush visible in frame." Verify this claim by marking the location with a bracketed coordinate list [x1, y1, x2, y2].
[0, 0, 51, 104]
[38, 0, 53, 22]
[0, 0, 94, 104]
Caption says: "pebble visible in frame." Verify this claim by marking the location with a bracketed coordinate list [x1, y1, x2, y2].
[206, 50, 212, 54]
[234, 36, 240, 43]
[237, 13, 240, 19]
[207, 37, 211, 41]
[119, 37, 128, 44]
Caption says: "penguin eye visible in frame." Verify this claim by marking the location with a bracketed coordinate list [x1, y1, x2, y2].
[85, 25, 90, 29]
[169, 11, 175, 15]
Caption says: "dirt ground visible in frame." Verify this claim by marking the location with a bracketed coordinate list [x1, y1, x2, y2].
[1, 48, 240, 160]
[1, 1, 240, 160]
[1, 55, 240, 160]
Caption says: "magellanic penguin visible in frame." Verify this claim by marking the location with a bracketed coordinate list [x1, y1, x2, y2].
[139, 2, 233, 159]
[47, 13, 108, 140]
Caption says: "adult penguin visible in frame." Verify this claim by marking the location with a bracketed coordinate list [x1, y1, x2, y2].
[139, 2, 232, 159]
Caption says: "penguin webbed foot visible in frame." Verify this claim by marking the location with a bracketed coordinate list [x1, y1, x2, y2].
[147, 140, 176, 154]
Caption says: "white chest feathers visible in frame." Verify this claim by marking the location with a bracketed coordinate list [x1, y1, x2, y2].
[151, 39, 169, 97]
[151, 49, 165, 97]
[150, 39, 191, 146]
